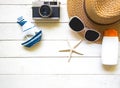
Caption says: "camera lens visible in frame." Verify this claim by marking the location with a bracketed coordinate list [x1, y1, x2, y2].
[39, 5, 52, 17]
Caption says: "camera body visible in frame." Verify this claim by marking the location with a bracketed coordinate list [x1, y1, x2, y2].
[32, 1, 60, 20]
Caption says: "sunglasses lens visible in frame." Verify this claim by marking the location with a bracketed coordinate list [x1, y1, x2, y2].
[69, 17, 84, 31]
[85, 30, 100, 41]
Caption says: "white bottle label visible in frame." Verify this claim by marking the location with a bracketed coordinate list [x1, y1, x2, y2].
[101, 37, 119, 65]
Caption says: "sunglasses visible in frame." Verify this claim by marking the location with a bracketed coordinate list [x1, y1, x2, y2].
[69, 16, 100, 42]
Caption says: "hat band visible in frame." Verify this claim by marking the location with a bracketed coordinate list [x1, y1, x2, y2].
[83, 0, 120, 25]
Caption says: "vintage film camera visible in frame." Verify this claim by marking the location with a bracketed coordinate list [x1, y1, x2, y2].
[32, 0, 60, 20]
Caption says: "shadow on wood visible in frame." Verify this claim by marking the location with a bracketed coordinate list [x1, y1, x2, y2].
[23, 41, 43, 51]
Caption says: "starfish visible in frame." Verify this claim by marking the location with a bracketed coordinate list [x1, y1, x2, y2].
[59, 40, 84, 62]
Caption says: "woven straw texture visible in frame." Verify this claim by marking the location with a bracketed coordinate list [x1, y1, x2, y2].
[67, 0, 120, 43]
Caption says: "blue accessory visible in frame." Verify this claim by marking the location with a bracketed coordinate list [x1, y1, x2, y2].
[17, 16, 42, 47]
[22, 30, 42, 47]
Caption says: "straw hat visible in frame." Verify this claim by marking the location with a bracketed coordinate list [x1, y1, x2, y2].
[67, 0, 120, 43]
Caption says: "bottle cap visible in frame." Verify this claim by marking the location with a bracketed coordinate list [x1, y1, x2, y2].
[104, 29, 118, 36]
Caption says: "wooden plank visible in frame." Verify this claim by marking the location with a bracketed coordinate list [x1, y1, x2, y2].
[0, 0, 67, 5]
[0, 23, 81, 40]
[0, 75, 119, 88]
[0, 58, 119, 74]
[0, 5, 69, 22]
[0, 41, 101, 57]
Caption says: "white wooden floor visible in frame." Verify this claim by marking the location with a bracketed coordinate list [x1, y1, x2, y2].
[0, 0, 120, 88]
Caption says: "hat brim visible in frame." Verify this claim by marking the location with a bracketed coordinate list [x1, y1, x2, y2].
[67, 0, 120, 43]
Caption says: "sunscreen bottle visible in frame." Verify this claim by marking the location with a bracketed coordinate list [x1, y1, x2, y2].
[101, 29, 119, 65]
[17, 16, 42, 47]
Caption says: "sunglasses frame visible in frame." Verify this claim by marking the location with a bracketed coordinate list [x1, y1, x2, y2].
[69, 16, 101, 42]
